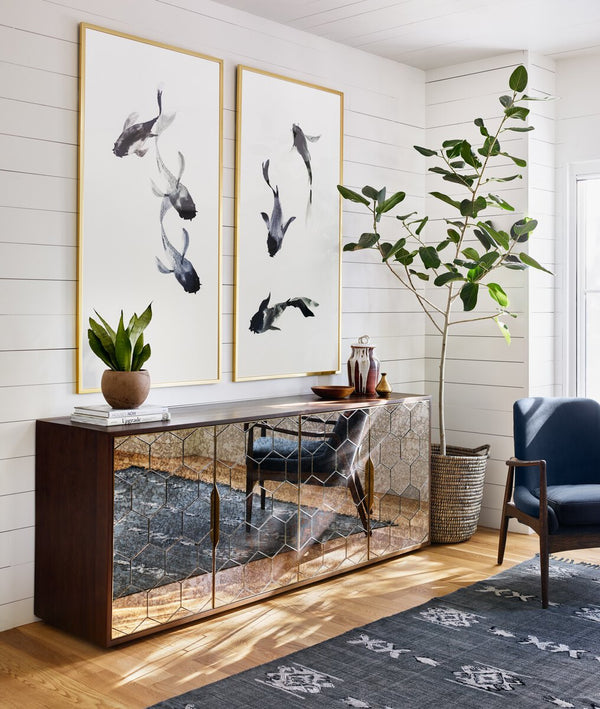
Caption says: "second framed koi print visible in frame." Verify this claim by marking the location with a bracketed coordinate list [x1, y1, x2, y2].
[234, 67, 343, 381]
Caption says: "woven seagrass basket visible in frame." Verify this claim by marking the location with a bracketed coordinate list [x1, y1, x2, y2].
[430, 443, 490, 544]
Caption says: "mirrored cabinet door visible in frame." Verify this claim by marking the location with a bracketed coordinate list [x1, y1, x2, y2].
[112, 428, 214, 639]
[367, 400, 430, 560]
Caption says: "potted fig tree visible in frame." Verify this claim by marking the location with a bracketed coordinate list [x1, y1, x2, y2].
[338, 65, 552, 543]
[87, 303, 153, 409]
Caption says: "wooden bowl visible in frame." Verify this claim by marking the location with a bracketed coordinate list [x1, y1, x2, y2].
[311, 385, 354, 400]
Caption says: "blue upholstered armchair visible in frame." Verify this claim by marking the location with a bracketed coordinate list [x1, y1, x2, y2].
[498, 397, 600, 607]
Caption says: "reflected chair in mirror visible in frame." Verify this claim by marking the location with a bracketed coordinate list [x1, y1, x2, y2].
[245, 409, 371, 533]
[498, 397, 600, 607]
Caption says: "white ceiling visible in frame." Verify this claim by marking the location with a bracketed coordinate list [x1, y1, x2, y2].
[214, 0, 600, 69]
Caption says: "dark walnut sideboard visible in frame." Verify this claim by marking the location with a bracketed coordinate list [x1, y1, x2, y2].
[35, 393, 431, 647]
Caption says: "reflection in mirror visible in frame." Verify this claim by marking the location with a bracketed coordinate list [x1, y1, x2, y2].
[109, 400, 430, 638]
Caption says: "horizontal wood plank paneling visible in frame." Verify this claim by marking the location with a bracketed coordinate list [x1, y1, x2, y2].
[0, 0, 426, 632]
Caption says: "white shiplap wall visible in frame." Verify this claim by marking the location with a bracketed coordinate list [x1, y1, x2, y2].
[0, 0, 425, 631]
[423, 52, 557, 530]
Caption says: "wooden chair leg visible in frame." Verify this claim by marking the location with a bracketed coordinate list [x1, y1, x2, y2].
[497, 510, 509, 565]
[540, 532, 549, 608]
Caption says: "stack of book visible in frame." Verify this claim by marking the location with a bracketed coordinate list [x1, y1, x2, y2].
[70, 404, 171, 426]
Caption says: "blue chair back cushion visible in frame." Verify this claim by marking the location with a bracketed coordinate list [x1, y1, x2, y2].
[250, 409, 368, 477]
[513, 397, 600, 532]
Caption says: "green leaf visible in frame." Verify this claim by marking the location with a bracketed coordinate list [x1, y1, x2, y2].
[488, 193, 515, 211]
[488, 174, 522, 183]
[442, 139, 462, 148]
[509, 65, 528, 92]
[434, 272, 464, 286]
[462, 247, 480, 261]
[494, 316, 511, 344]
[337, 185, 369, 206]
[473, 227, 494, 251]
[521, 94, 550, 101]
[396, 211, 418, 221]
[436, 239, 451, 252]
[460, 196, 487, 217]
[358, 232, 379, 248]
[88, 317, 116, 364]
[499, 95, 513, 108]
[505, 106, 530, 121]
[447, 228, 461, 243]
[381, 238, 407, 261]
[487, 282, 509, 307]
[343, 242, 359, 251]
[477, 221, 510, 250]
[377, 191, 406, 214]
[133, 343, 151, 371]
[501, 152, 527, 167]
[430, 191, 462, 210]
[415, 216, 429, 235]
[128, 303, 152, 353]
[362, 185, 380, 200]
[503, 254, 528, 270]
[87, 330, 116, 370]
[114, 312, 132, 371]
[93, 310, 116, 341]
[519, 251, 553, 274]
[449, 160, 467, 169]
[419, 245, 441, 269]
[511, 218, 538, 241]
[414, 145, 438, 157]
[505, 126, 535, 133]
[460, 141, 481, 168]
[479, 251, 500, 269]
[409, 269, 429, 281]
[460, 282, 479, 311]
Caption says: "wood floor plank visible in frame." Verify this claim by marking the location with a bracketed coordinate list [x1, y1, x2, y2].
[1, 527, 599, 708]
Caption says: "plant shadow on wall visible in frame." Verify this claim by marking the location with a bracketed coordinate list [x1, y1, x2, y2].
[338, 66, 553, 543]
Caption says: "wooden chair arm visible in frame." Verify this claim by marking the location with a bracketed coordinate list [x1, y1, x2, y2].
[505, 456, 546, 468]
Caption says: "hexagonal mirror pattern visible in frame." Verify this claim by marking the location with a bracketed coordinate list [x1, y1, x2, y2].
[110, 400, 430, 638]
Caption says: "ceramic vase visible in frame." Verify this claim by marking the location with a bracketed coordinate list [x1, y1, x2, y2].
[376, 372, 392, 397]
[347, 335, 380, 397]
[101, 369, 150, 409]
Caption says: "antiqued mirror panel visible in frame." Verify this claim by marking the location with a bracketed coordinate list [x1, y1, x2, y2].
[297, 409, 370, 581]
[214, 416, 301, 607]
[366, 400, 430, 560]
[111, 427, 214, 639]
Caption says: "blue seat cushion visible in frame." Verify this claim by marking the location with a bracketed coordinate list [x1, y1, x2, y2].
[533, 484, 600, 526]
[251, 436, 333, 472]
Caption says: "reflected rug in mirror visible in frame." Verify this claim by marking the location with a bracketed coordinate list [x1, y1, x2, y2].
[114, 466, 388, 598]
[148, 557, 600, 708]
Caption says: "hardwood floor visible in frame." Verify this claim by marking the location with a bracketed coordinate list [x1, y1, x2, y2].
[2, 527, 600, 708]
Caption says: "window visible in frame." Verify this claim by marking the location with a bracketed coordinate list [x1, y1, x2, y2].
[575, 171, 600, 398]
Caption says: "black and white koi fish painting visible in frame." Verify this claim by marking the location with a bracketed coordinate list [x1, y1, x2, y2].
[260, 159, 296, 257]
[156, 218, 200, 294]
[113, 89, 175, 158]
[291, 123, 320, 204]
[151, 142, 197, 220]
[249, 293, 318, 333]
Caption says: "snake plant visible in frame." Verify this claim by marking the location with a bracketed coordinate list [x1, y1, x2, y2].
[88, 303, 152, 371]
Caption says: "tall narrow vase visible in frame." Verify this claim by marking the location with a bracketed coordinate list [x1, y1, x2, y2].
[347, 335, 380, 397]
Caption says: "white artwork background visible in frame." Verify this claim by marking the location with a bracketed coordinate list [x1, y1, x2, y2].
[235, 69, 342, 380]
[79, 27, 221, 391]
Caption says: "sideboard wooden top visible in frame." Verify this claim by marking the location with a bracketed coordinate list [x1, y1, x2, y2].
[38, 392, 430, 436]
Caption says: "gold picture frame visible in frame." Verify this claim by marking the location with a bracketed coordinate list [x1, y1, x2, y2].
[234, 66, 343, 382]
[77, 24, 223, 392]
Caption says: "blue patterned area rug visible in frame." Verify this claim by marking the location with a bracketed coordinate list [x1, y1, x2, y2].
[148, 557, 600, 708]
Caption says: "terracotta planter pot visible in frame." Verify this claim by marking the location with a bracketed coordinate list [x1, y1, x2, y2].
[430, 443, 490, 544]
[100, 370, 150, 409]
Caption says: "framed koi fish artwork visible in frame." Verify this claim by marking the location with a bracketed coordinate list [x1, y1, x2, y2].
[77, 24, 222, 392]
[234, 67, 343, 381]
